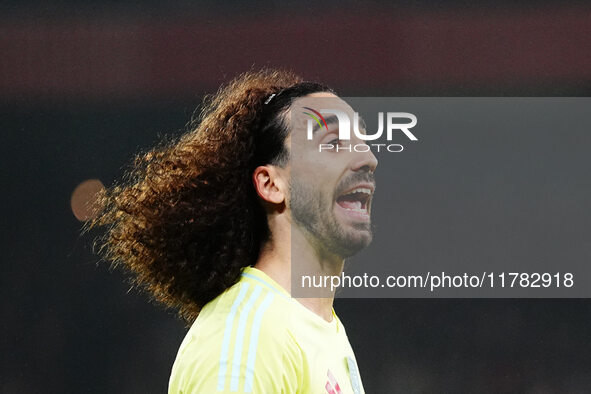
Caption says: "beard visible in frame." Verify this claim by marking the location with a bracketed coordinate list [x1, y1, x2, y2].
[289, 176, 373, 258]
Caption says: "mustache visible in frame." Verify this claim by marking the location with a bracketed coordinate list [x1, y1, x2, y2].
[336, 172, 376, 196]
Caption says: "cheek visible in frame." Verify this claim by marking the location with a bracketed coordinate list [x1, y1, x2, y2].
[316, 176, 339, 204]
[291, 154, 326, 180]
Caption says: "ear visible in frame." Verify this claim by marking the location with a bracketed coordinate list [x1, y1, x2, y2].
[253, 165, 286, 204]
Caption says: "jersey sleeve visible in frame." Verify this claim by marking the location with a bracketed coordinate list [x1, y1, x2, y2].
[169, 308, 304, 394]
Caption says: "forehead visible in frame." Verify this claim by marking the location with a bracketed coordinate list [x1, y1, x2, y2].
[288, 93, 355, 133]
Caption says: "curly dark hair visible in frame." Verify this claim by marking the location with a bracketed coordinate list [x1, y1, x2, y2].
[89, 69, 332, 322]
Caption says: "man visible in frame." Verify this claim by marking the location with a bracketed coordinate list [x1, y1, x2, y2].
[92, 69, 377, 393]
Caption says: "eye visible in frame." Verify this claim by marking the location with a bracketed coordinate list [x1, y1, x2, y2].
[328, 138, 341, 146]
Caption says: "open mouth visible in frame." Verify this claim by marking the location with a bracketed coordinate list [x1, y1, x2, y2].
[336, 185, 373, 219]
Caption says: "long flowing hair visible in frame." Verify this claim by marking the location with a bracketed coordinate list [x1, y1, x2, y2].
[89, 69, 330, 322]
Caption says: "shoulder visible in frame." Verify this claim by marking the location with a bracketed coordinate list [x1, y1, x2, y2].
[169, 280, 303, 394]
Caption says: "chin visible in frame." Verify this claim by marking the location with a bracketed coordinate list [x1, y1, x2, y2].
[334, 231, 373, 258]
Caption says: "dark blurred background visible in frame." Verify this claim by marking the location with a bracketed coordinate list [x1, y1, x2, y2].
[3, 1, 591, 393]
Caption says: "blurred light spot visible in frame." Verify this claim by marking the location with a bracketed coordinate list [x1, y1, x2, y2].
[71, 179, 105, 221]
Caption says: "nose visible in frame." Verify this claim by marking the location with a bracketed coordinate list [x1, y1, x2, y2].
[351, 145, 378, 173]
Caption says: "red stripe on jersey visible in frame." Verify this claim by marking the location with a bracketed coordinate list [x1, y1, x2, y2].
[325, 381, 336, 394]
[327, 370, 343, 394]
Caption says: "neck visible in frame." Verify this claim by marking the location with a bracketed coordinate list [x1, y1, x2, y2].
[255, 223, 344, 323]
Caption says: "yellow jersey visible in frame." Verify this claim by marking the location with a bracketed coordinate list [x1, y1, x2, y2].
[169, 266, 365, 394]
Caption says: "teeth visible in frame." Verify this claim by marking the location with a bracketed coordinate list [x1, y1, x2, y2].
[344, 208, 368, 213]
[348, 187, 372, 195]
